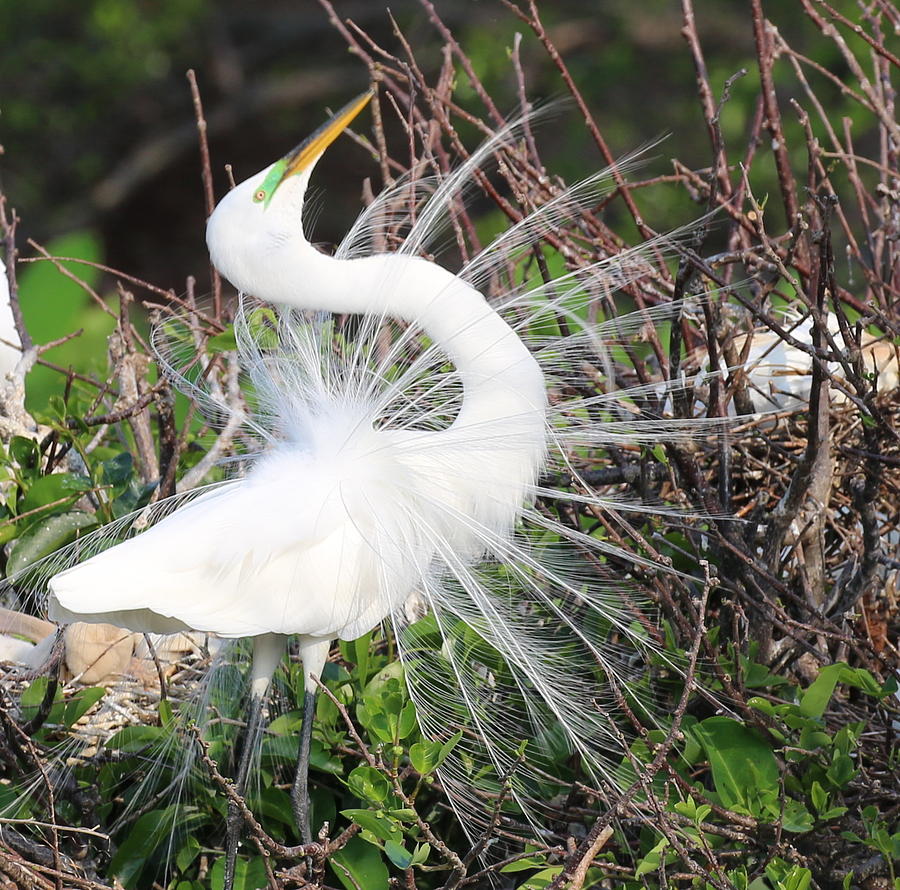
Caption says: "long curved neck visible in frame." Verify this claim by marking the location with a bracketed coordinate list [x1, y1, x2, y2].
[264, 242, 548, 435]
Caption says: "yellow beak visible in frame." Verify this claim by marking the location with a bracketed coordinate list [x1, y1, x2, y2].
[282, 90, 373, 178]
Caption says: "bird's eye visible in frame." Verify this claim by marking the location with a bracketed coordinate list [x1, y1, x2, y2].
[254, 189, 266, 203]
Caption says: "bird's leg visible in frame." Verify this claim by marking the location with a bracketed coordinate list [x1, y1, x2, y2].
[290, 639, 331, 850]
[290, 688, 317, 844]
[224, 634, 285, 890]
[224, 691, 266, 890]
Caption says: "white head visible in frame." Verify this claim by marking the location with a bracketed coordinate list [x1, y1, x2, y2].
[206, 91, 372, 297]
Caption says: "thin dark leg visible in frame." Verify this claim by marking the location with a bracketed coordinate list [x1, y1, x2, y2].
[225, 693, 266, 890]
[290, 690, 317, 844]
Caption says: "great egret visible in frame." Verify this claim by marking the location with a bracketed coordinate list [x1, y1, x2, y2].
[723, 315, 899, 411]
[22, 92, 726, 883]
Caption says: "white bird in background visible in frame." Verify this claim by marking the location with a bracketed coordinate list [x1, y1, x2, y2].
[0, 257, 22, 382]
[727, 315, 898, 411]
[20, 93, 727, 884]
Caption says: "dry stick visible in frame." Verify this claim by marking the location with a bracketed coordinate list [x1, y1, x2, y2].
[417, 0, 506, 129]
[0, 494, 104, 531]
[313, 679, 379, 769]
[781, 50, 873, 270]
[567, 828, 612, 890]
[800, 0, 900, 141]
[510, 34, 542, 171]
[339, 6, 541, 277]
[177, 366, 243, 490]
[187, 70, 223, 320]
[17, 252, 212, 323]
[155, 375, 178, 499]
[188, 724, 321, 862]
[141, 634, 168, 702]
[432, 47, 479, 265]
[0, 847, 56, 890]
[750, 0, 799, 228]
[812, 0, 900, 69]
[0, 197, 32, 352]
[314, 678, 468, 877]
[75, 382, 165, 429]
[368, 87, 394, 188]
[681, 0, 733, 201]
[498, 0, 677, 373]
[441, 752, 526, 890]
[390, 28, 484, 260]
[502, 0, 660, 246]
[3, 721, 62, 890]
[24, 240, 115, 320]
[775, 38, 872, 113]
[113, 287, 159, 484]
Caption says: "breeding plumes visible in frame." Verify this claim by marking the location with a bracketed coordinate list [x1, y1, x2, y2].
[12, 93, 733, 883]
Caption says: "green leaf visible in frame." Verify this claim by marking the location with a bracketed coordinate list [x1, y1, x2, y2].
[100, 452, 134, 486]
[109, 805, 182, 887]
[9, 436, 39, 471]
[330, 836, 389, 890]
[827, 751, 858, 788]
[819, 806, 848, 820]
[207, 326, 237, 353]
[764, 862, 812, 890]
[384, 839, 413, 869]
[105, 724, 167, 752]
[409, 740, 442, 775]
[341, 809, 402, 844]
[175, 835, 201, 872]
[501, 853, 550, 873]
[112, 478, 158, 518]
[691, 716, 779, 813]
[19, 472, 93, 515]
[19, 677, 62, 725]
[810, 780, 827, 814]
[63, 686, 105, 727]
[799, 664, 890, 721]
[18, 231, 115, 414]
[6, 511, 98, 574]
[780, 799, 814, 833]
[396, 700, 418, 741]
[799, 664, 844, 718]
[353, 631, 372, 684]
[635, 837, 669, 877]
[347, 765, 391, 804]
[409, 730, 463, 776]
[518, 866, 564, 889]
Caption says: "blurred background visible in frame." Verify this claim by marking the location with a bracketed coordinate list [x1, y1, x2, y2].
[0, 0, 884, 405]
[1, 0, 866, 280]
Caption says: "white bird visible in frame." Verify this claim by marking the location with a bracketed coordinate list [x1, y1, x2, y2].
[20, 93, 723, 884]
[728, 315, 898, 411]
[0, 257, 22, 382]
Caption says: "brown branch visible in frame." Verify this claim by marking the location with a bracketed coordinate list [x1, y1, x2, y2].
[750, 0, 799, 227]
[186, 69, 223, 320]
[0, 197, 32, 352]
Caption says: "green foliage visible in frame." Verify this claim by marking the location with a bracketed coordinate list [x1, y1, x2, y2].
[11, 632, 893, 890]
[17, 231, 116, 412]
[614, 656, 898, 888]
